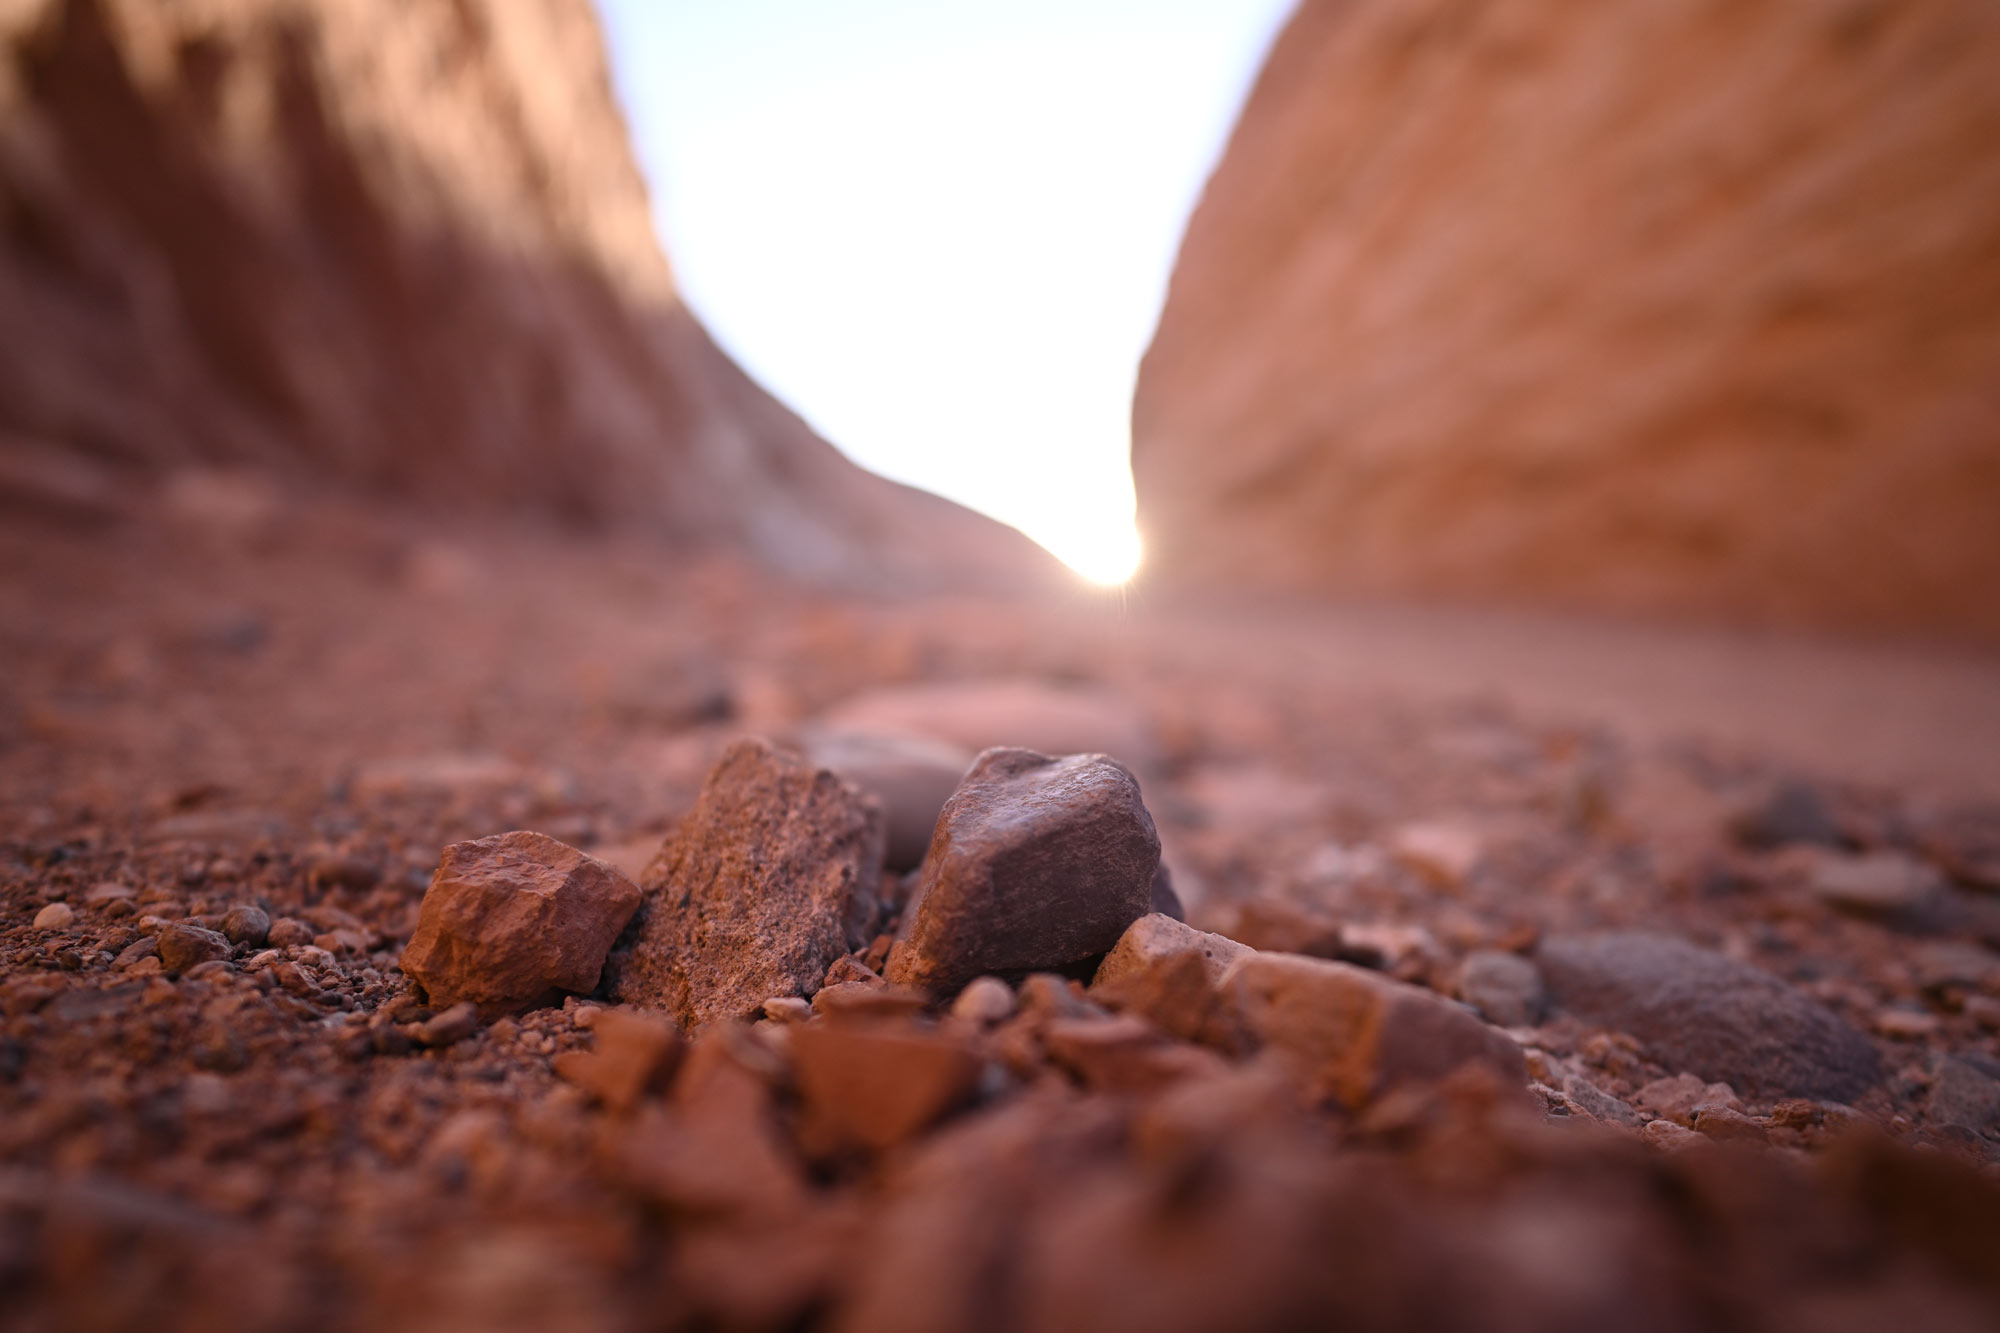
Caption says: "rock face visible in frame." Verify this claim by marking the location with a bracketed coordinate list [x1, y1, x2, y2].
[1537, 932, 1883, 1101]
[400, 831, 641, 1014]
[0, 0, 1051, 589]
[609, 739, 886, 1028]
[1134, 0, 2000, 639]
[886, 749, 1161, 997]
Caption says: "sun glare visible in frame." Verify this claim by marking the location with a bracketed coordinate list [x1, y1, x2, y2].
[1049, 520, 1142, 586]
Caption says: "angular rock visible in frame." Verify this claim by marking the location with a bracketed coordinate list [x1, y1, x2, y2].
[400, 830, 641, 1014]
[801, 729, 973, 871]
[1041, 1014, 1228, 1095]
[157, 923, 230, 975]
[608, 739, 885, 1027]
[1221, 952, 1526, 1108]
[1093, 914, 1251, 991]
[790, 1019, 985, 1155]
[553, 1008, 685, 1113]
[1635, 1074, 1743, 1127]
[1453, 950, 1545, 1029]
[1537, 932, 1882, 1101]
[886, 749, 1160, 997]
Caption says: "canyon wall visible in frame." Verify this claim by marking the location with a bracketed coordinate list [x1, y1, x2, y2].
[0, 0, 1050, 586]
[1134, 0, 2000, 637]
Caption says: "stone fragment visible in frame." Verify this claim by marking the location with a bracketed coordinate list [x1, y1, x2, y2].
[1808, 851, 1945, 919]
[1559, 1074, 1642, 1127]
[1454, 950, 1545, 1028]
[1538, 932, 1882, 1101]
[790, 1019, 985, 1154]
[1635, 1074, 1743, 1126]
[801, 729, 973, 871]
[1220, 952, 1526, 1107]
[414, 1002, 480, 1047]
[1928, 1057, 2000, 1137]
[1093, 913, 1251, 991]
[608, 739, 884, 1026]
[1041, 1014, 1228, 1095]
[552, 1008, 684, 1112]
[157, 923, 231, 974]
[824, 955, 882, 988]
[1733, 780, 1843, 849]
[1093, 946, 1251, 1055]
[761, 996, 812, 1025]
[886, 748, 1160, 997]
[401, 831, 641, 1014]
[32, 902, 74, 930]
[266, 917, 314, 949]
[812, 982, 929, 1022]
[1691, 1105, 1769, 1144]
[950, 976, 1016, 1026]
[220, 904, 270, 947]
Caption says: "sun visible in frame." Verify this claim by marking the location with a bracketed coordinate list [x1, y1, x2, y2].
[1051, 521, 1143, 586]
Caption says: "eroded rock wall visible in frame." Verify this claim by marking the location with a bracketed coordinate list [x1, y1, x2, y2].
[1134, 0, 2000, 637]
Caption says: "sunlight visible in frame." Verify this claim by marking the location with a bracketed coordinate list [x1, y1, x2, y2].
[1050, 519, 1142, 586]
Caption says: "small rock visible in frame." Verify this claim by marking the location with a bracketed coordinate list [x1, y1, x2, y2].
[1147, 863, 1185, 921]
[789, 1019, 985, 1154]
[1733, 779, 1844, 849]
[607, 739, 884, 1027]
[1875, 1008, 1941, 1039]
[1093, 913, 1251, 991]
[761, 996, 812, 1025]
[950, 976, 1016, 1025]
[800, 729, 973, 872]
[1561, 1074, 1641, 1127]
[401, 830, 641, 1014]
[1454, 950, 1545, 1028]
[1388, 821, 1484, 888]
[157, 923, 231, 974]
[552, 1008, 684, 1112]
[1537, 931, 1882, 1101]
[1641, 1119, 1703, 1151]
[32, 902, 74, 930]
[1041, 1014, 1227, 1095]
[414, 1001, 480, 1047]
[812, 981, 929, 1022]
[84, 882, 135, 905]
[885, 748, 1160, 997]
[824, 955, 882, 988]
[112, 936, 158, 970]
[1635, 1073, 1742, 1125]
[1221, 952, 1526, 1108]
[1927, 1057, 2000, 1136]
[266, 917, 315, 949]
[1691, 1105, 1769, 1144]
[1808, 851, 1945, 919]
[220, 904, 270, 947]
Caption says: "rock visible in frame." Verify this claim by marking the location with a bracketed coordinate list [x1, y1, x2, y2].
[817, 680, 1160, 771]
[800, 729, 974, 871]
[1928, 1057, 2000, 1137]
[1130, 0, 2000, 639]
[1092, 942, 1252, 1056]
[1388, 821, 1485, 889]
[156, 923, 231, 975]
[32, 902, 74, 930]
[886, 749, 1160, 997]
[220, 904, 271, 948]
[608, 739, 885, 1026]
[1220, 952, 1526, 1107]
[1734, 781, 1845, 850]
[950, 976, 1017, 1026]
[400, 831, 641, 1014]
[1538, 932, 1882, 1101]
[761, 997, 813, 1025]
[552, 1008, 684, 1112]
[1454, 951, 1545, 1028]
[812, 982, 930, 1023]
[1147, 863, 1185, 922]
[1560, 1075, 1642, 1128]
[266, 918, 315, 949]
[789, 1019, 985, 1154]
[1207, 898, 1346, 959]
[1691, 1106, 1770, 1145]
[1092, 914, 1251, 991]
[1040, 1014, 1228, 1095]
[1808, 851, 1945, 919]
[414, 1002, 480, 1048]
[1635, 1074, 1743, 1127]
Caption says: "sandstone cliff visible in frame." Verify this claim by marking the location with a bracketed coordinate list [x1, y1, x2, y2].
[1134, 0, 2000, 638]
[0, 0, 1051, 587]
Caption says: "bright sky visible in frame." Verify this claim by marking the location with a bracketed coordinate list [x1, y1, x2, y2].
[594, 1, 1293, 583]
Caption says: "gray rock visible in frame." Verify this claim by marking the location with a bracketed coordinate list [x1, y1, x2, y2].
[800, 729, 973, 872]
[885, 748, 1160, 997]
[157, 923, 231, 975]
[1928, 1056, 2000, 1136]
[608, 738, 885, 1027]
[1453, 950, 1545, 1028]
[1537, 931, 1882, 1101]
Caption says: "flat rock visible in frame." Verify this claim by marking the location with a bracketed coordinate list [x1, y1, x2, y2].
[1537, 931, 1883, 1101]
[400, 830, 641, 1014]
[885, 748, 1160, 997]
[1093, 914, 1251, 991]
[1220, 952, 1526, 1108]
[800, 729, 973, 872]
[1807, 851, 1945, 919]
[816, 679, 1160, 771]
[609, 739, 886, 1027]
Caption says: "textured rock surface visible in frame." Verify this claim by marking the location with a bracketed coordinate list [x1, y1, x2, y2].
[1537, 932, 1883, 1101]
[1134, 0, 2000, 638]
[608, 739, 885, 1027]
[886, 749, 1161, 997]
[1093, 913, 1250, 991]
[0, 0, 1053, 589]
[400, 831, 640, 1014]
[1222, 951, 1526, 1108]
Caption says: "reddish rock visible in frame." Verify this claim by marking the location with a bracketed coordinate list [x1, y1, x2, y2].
[1041, 1015, 1228, 1096]
[1132, 0, 2000, 639]
[400, 830, 640, 1015]
[607, 738, 885, 1027]
[552, 1007, 684, 1113]
[156, 922, 230, 974]
[1221, 952, 1526, 1108]
[790, 1019, 986, 1155]
[886, 749, 1161, 997]
[1093, 913, 1251, 991]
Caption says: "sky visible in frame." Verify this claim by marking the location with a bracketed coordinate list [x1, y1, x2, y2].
[594, 0, 1295, 583]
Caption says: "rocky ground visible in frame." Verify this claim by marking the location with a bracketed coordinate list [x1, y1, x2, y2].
[4, 494, 2000, 1333]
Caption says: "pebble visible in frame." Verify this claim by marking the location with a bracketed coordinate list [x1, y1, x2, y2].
[1388, 821, 1484, 888]
[112, 938, 159, 971]
[761, 996, 813, 1025]
[266, 917, 315, 949]
[32, 902, 75, 930]
[1635, 1074, 1742, 1125]
[949, 976, 1017, 1026]
[414, 1002, 481, 1047]
[606, 738, 884, 1026]
[886, 748, 1160, 997]
[1808, 851, 1944, 919]
[1453, 950, 1545, 1028]
[1040, 1014, 1227, 1095]
[400, 830, 641, 1014]
[1537, 931, 1882, 1101]
[1093, 913, 1250, 991]
[157, 923, 231, 974]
